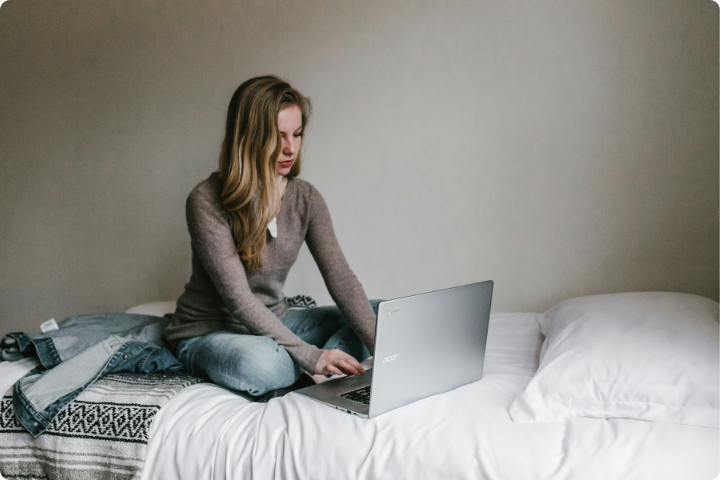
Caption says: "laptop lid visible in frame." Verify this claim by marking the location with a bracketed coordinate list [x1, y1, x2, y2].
[368, 280, 493, 418]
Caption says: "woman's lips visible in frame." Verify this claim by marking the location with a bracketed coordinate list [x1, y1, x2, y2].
[279, 160, 293, 167]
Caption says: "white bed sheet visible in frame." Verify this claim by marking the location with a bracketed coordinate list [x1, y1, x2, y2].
[140, 313, 719, 480]
[1, 314, 717, 480]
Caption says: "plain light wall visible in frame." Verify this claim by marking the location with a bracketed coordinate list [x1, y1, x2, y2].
[0, 0, 717, 334]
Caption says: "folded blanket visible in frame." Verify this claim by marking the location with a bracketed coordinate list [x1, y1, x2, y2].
[0, 371, 203, 480]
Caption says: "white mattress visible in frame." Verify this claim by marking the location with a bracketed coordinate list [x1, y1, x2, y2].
[2, 313, 718, 480]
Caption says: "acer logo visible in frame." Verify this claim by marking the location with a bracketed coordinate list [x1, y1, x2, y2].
[383, 354, 399, 363]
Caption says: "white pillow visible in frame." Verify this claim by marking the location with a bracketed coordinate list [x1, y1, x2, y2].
[509, 292, 719, 427]
[124, 301, 177, 317]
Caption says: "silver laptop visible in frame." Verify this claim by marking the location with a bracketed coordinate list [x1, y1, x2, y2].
[295, 280, 493, 418]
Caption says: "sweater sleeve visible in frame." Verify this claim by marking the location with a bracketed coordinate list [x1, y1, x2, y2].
[304, 186, 377, 354]
[186, 187, 323, 373]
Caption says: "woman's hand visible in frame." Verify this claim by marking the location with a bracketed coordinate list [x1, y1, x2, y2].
[314, 349, 366, 377]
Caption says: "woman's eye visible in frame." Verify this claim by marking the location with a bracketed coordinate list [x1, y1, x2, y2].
[293, 133, 302, 138]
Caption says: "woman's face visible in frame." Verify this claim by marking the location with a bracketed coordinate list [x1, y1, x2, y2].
[276, 105, 303, 176]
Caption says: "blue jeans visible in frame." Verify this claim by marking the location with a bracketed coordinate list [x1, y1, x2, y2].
[175, 300, 382, 397]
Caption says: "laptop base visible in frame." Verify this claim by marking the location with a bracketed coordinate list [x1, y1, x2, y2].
[295, 369, 372, 417]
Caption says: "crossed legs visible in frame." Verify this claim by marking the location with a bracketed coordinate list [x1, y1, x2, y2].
[175, 300, 381, 397]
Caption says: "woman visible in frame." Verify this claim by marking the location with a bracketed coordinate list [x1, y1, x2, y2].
[164, 75, 379, 400]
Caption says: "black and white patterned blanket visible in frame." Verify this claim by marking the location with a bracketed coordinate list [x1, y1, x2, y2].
[284, 295, 317, 309]
[0, 371, 203, 480]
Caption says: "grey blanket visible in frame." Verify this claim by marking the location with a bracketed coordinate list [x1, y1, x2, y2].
[0, 371, 203, 480]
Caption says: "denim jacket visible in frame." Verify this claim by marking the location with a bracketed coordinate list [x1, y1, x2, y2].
[2, 313, 181, 437]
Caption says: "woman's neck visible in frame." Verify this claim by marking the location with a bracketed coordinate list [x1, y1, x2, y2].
[278, 175, 288, 199]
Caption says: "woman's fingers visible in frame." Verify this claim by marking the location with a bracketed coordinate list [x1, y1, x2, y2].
[344, 353, 365, 375]
[315, 349, 366, 376]
[353, 359, 366, 375]
[327, 364, 344, 376]
[339, 359, 361, 376]
[333, 352, 365, 376]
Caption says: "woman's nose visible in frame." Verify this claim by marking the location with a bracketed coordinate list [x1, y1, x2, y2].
[284, 138, 297, 155]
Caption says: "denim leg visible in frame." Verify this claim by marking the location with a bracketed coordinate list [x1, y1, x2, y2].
[284, 299, 383, 362]
[281, 306, 349, 348]
[175, 331, 302, 397]
[322, 325, 370, 362]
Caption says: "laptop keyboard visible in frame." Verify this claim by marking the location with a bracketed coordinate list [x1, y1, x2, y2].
[341, 386, 371, 405]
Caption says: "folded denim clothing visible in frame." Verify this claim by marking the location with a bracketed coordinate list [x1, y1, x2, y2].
[3, 314, 182, 437]
[3, 313, 170, 368]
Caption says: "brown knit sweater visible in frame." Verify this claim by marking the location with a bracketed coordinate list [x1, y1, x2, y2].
[164, 173, 376, 373]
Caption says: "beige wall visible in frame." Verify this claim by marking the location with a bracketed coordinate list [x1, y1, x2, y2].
[0, 0, 717, 334]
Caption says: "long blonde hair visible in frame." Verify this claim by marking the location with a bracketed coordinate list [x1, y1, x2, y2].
[218, 75, 311, 272]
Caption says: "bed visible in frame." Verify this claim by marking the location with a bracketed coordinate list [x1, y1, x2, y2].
[1, 293, 718, 480]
